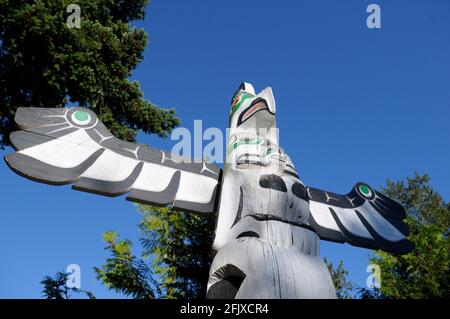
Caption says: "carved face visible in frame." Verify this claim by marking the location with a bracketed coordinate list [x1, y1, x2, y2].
[228, 82, 277, 146]
[213, 82, 314, 255]
[227, 164, 311, 243]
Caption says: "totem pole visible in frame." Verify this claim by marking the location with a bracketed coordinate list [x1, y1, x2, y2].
[4, 83, 413, 299]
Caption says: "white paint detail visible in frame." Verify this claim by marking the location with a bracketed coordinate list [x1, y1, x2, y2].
[200, 161, 218, 176]
[325, 192, 339, 203]
[123, 146, 139, 159]
[132, 163, 177, 192]
[345, 195, 356, 207]
[309, 201, 340, 232]
[20, 129, 101, 168]
[93, 128, 113, 144]
[46, 126, 74, 135]
[71, 112, 91, 126]
[80, 149, 139, 182]
[131, 163, 218, 204]
[176, 171, 217, 203]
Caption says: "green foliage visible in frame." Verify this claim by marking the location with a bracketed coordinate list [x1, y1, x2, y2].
[0, 0, 179, 147]
[324, 258, 353, 299]
[41, 271, 95, 299]
[369, 173, 450, 299]
[137, 206, 216, 299]
[94, 208, 215, 299]
[356, 287, 384, 299]
[94, 231, 160, 299]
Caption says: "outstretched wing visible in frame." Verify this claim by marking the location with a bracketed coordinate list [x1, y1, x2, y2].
[4, 107, 222, 214]
[307, 182, 413, 254]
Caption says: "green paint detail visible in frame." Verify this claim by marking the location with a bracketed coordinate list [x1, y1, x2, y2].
[359, 184, 371, 196]
[261, 148, 273, 158]
[232, 137, 262, 150]
[229, 92, 253, 119]
[74, 111, 90, 122]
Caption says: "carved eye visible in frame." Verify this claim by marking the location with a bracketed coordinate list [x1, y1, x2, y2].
[236, 97, 271, 126]
[358, 184, 373, 198]
[71, 110, 91, 125]
[292, 182, 309, 202]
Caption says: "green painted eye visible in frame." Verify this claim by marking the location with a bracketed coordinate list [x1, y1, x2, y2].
[359, 184, 372, 198]
[71, 110, 91, 125]
[75, 111, 89, 121]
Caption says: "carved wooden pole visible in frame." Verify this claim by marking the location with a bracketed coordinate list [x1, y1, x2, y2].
[206, 83, 335, 298]
[4, 82, 413, 299]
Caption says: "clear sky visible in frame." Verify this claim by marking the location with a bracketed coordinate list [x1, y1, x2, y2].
[1, 0, 449, 298]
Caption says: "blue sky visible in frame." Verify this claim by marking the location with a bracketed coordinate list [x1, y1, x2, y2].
[1, 0, 449, 298]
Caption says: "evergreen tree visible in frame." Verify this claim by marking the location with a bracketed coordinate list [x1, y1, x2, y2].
[0, 0, 179, 147]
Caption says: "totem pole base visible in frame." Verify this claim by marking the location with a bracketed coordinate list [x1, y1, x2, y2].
[206, 235, 336, 299]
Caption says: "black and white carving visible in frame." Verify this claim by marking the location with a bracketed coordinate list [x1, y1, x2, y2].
[307, 183, 412, 254]
[5, 107, 221, 214]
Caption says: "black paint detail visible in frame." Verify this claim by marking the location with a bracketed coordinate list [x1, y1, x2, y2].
[86, 126, 221, 180]
[73, 162, 144, 197]
[126, 171, 181, 206]
[283, 169, 299, 179]
[25, 124, 76, 138]
[292, 182, 309, 202]
[12, 107, 222, 180]
[236, 154, 265, 167]
[14, 107, 67, 130]
[173, 184, 219, 215]
[307, 183, 411, 254]
[66, 107, 98, 129]
[346, 187, 367, 207]
[4, 149, 105, 186]
[207, 277, 244, 299]
[159, 151, 221, 179]
[308, 182, 409, 246]
[213, 168, 224, 213]
[85, 122, 114, 145]
[206, 264, 246, 299]
[372, 192, 406, 220]
[231, 187, 244, 228]
[10, 130, 54, 151]
[308, 187, 357, 208]
[237, 97, 274, 126]
[259, 174, 287, 192]
[136, 144, 163, 164]
[246, 214, 317, 233]
[88, 129, 142, 159]
[230, 82, 248, 105]
[308, 182, 406, 219]
[355, 210, 414, 255]
[236, 231, 259, 239]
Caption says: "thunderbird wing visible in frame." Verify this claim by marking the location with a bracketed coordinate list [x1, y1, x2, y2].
[307, 182, 413, 254]
[4, 107, 221, 214]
